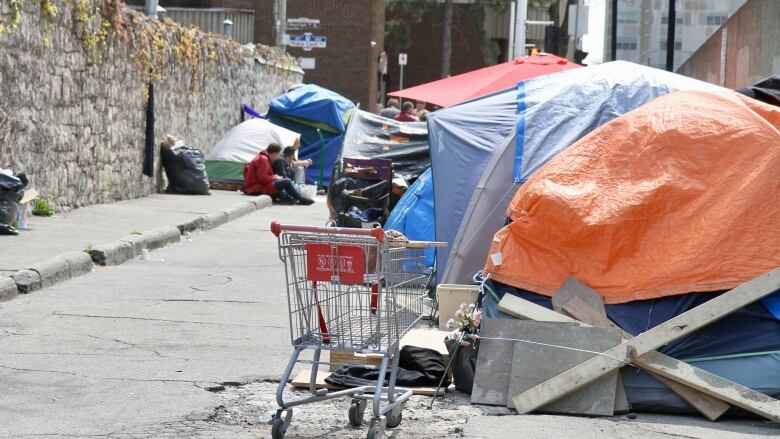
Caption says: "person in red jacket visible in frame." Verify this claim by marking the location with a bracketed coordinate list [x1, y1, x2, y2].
[394, 101, 420, 122]
[243, 144, 314, 205]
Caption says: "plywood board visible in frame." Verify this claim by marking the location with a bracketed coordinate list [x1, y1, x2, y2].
[505, 324, 621, 415]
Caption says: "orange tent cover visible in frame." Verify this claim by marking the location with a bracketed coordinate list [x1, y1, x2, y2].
[484, 90, 780, 304]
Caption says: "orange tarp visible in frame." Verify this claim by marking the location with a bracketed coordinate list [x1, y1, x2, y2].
[484, 90, 780, 304]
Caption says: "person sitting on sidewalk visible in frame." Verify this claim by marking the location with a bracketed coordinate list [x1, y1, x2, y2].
[243, 144, 314, 205]
[394, 102, 419, 122]
[272, 146, 312, 181]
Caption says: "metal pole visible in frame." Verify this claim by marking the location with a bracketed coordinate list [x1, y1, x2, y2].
[515, 0, 527, 56]
[223, 19, 234, 39]
[144, 0, 158, 19]
[399, 64, 404, 107]
[274, 0, 287, 47]
[665, 0, 676, 71]
[508, 0, 517, 59]
[610, 0, 618, 61]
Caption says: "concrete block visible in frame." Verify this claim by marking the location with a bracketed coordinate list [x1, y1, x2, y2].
[28, 257, 72, 289]
[200, 211, 228, 230]
[222, 202, 255, 222]
[248, 195, 272, 209]
[61, 251, 93, 277]
[90, 240, 135, 266]
[11, 269, 42, 294]
[119, 234, 145, 254]
[142, 226, 180, 250]
[0, 276, 18, 301]
[177, 216, 204, 233]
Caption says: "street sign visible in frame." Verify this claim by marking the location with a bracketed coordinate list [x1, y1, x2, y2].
[298, 57, 316, 70]
[398, 53, 408, 66]
[287, 17, 319, 29]
[284, 32, 327, 51]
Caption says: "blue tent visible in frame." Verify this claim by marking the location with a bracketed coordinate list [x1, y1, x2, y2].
[268, 84, 354, 186]
[384, 167, 435, 268]
[433, 61, 721, 284]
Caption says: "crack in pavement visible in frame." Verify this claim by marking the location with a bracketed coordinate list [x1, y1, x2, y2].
[0, 365, 91, 378]
[51, 312, 284, 329]
[142, 299, 264, 304]
[85, 334, 164, 357]
[188, 275, 234, 292]
[0, 364, 224, 387]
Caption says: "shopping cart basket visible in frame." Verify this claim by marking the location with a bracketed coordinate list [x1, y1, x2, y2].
[270, 222, 439, 439]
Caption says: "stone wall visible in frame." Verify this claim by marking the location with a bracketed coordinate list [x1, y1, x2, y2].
[0, 0, 302, 210]
[677, 0, 780, 89]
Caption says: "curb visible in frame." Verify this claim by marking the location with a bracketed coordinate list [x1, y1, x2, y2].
[4, 195, 273, 299]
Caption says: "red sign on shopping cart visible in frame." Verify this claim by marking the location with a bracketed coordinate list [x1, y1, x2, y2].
[305, 243, 365, 284]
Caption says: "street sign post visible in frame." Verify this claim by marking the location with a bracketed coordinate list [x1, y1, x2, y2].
[284, 32, 327, 51]
[398, 53, 407, 105]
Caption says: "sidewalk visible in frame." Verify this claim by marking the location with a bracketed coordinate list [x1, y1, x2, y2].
[0, 191, 274, 299]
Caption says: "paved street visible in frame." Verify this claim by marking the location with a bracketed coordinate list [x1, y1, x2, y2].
[3, 198, 779, 438]
[0, 201, 326, 438]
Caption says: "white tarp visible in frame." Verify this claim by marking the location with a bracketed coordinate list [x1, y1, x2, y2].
[207, 118, 300, 163]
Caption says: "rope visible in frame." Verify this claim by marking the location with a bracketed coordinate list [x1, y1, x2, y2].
[452, 180, 519, 263]
[476, 335, 630, 365]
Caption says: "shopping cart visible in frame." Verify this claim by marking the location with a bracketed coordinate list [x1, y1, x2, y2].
[270, 222, 440, 439]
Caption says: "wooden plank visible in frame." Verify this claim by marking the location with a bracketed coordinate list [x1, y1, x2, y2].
[497, 293, 581, 324]
[329, 328, 450, 371]
[290, 369, 444, 396]
[562, 297, 730, 421]
[511, 268, 780, 421]
[551, 276, 607, 317]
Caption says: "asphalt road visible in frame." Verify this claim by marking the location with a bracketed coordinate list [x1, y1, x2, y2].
[0, 202, 327, 438]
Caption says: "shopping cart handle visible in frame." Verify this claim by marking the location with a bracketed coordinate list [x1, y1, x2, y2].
[270, 221, 384, 243]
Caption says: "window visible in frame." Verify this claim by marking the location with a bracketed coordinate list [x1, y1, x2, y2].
[616, 37, 638, 50]
[661, 13, 683, 25]
[706, 15, 727, 26]
[618, 10, 640, 24]
[660, 39, 683, 50]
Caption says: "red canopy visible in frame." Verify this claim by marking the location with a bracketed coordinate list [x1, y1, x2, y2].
[388, 54, 581, 108]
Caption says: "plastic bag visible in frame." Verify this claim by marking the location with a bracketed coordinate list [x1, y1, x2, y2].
[445, 337, 479, 394]
[161, 144, 210, 195]
[0, 172, 28, 235]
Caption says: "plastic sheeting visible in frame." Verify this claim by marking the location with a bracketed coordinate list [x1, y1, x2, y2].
[268, 84, 354, 134]
[428, 88, 519, 280]
[384, 167, 435, 267]
[441, 61, 720, 285]
[387, 54, 580, 108]
[340, 110, 429, 181]
[486, 90, 780, 303]
[205, 119, 300, 183]
[268, 84, 354, 187]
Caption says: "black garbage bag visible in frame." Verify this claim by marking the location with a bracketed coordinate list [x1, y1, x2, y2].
[0, 173, 28, 236]
[161, 144, 210, 195]
[445, 337, 479, 394]
[325, 346, 450, 388]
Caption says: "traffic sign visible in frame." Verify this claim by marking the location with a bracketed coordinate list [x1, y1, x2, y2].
[398, 53, 408, 66]
[284, 32, 327, 51]
[287, 17, 320, 29]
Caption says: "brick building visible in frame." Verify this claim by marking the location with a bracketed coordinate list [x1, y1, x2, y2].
[126, 0, 385, 108]
[385, 3, 488, 96]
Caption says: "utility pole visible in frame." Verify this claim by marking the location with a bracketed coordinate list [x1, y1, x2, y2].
[274, 0, 287, 47]
[144, 0, 158, 19]
[610, 0, 618, 61]
[665, 0, 676, 71]
[441, 0, 453, 77]
[508, 0, 528, 59]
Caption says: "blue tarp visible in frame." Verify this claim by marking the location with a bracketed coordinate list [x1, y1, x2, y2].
[428, 89, 518, 277]
[268, 84, 354, 186]
[268, 84, 354, 133]
[434, 61, 721, 284]
[384, 167, 435, 268]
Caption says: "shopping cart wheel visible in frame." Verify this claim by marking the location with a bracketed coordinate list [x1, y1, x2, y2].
[271, 409, 292, 439]
[271, 418, 286, 439]
[348, 398, 367, 426]
[366, 416, 386, 439]
[386, 404, 403, 429]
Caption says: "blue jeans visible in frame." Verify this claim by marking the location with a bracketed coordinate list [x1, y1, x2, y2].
[273, 178, 304, 201]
